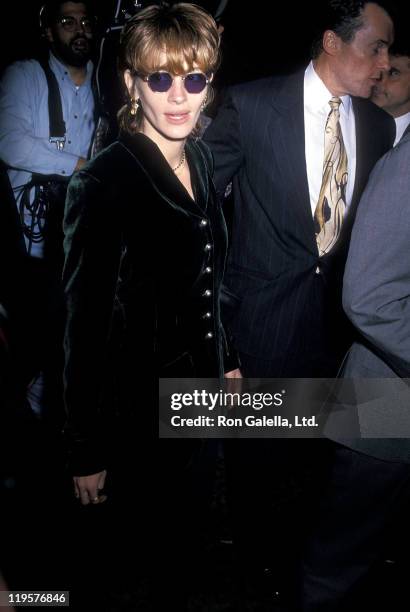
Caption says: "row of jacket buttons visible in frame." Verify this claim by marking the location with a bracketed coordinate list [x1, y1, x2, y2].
[200, 217, 214, 341]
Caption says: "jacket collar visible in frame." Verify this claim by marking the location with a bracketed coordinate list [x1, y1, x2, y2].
[268, 67, 305, 112]
[401, 120, 410, 142]
[118, 131, 209, 216]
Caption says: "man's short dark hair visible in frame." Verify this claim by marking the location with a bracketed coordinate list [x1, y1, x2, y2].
[40, 0, 95, 29]
[310, 0, 390, 59]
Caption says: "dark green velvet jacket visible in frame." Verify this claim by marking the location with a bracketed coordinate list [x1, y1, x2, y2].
[62, 131, 230, 475]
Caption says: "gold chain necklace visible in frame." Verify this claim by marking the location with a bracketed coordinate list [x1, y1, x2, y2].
[172, 148, 186, 173]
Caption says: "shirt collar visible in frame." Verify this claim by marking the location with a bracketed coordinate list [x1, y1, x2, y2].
[304, 60, 351, 118]
[49, 52, 93, 87]
[395, 112, 410, 131]
[394, 112, 410, 143]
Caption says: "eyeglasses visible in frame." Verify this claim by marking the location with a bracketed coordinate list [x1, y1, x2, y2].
[58, 16, 94, 33]
[137, 71, 210, 94]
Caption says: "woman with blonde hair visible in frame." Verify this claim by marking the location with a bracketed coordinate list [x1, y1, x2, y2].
[62, 2, 239, 603]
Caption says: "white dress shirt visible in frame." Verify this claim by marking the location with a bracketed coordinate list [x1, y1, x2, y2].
[394, 112, 410, 146]
[304, 61, 356, 216]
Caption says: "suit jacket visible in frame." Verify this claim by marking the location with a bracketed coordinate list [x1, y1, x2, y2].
[204, 69, 395, 376]
[63, 132, 229, 475]
[331, 131, 410, 463]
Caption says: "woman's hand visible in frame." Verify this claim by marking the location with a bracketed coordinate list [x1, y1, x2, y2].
[224, 368, 242, 378]
[73, 470, 107, 505]
[224, 368, 243, 407]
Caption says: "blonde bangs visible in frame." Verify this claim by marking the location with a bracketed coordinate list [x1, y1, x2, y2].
[135, 38, 217, 76]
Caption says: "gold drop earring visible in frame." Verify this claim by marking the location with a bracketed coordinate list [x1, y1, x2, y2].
[130, 98, 140, 116]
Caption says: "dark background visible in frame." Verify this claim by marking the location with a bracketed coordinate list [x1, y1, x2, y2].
[0, 1, 318, 83]
[3, 1, 409, 100]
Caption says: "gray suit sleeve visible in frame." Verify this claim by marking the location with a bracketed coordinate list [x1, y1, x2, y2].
[343, 136, 410, 378]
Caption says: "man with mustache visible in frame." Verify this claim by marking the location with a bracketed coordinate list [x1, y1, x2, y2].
[45, 1, 95, 73]
[0, 1, 96, 421]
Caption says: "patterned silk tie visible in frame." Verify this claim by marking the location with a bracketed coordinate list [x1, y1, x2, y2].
[314, 97, 348, 256]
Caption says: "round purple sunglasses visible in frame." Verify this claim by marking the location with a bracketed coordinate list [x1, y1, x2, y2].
[135, 71, 211, 94]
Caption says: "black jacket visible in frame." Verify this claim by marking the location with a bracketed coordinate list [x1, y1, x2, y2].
[63, 132, 230, 475]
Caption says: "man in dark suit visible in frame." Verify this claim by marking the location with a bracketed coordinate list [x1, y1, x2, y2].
[205, 0, 395, 378]
[204, 0, 395, 595]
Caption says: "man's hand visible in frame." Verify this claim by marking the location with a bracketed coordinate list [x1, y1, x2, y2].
[73, 470, 107, 505]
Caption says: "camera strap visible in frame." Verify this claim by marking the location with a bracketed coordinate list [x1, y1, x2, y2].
[38, 57, 66, 150]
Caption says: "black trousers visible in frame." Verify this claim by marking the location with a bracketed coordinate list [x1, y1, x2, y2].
[223, 350, 334, 587]
[299, 443, 410, 612]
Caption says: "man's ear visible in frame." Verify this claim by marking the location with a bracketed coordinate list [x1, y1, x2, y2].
[45, 27, 54, 44]
[322, 30, 341, 56]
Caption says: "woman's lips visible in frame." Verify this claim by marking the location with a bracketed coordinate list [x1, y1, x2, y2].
[165, 112, 190, 124]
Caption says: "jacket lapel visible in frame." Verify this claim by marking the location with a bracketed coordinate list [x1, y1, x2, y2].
[341, 98, 382, 241]
[349, 98, 370, 218]
[268, 70, 318, 253]
[118, 131, 208, 216]
[186, 139, 210, 213]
